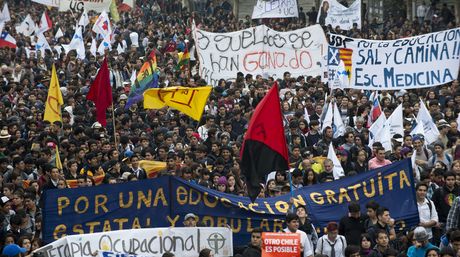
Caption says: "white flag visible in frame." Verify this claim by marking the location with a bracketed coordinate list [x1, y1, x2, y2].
[55, 27, 63, 40]
[35, 32, 51, 58]
[327, 143, 345, 179]
[379, 104, 404, 151]
[92, 11, 111, 39]
[322, 102, 333, 132]
[16, 14, 36, 36]
[63, 26, 85, 60]
[410, 118, 425, 137]
[0, 3, 10, 23]
[457, 113, 460, 133]
[117, 43, 124, 54]
[129, 70, 137, 85]
[36, 11, 52, 34]
[54, 45, 63, 56]
[333, 102, 346, 138]
[78, 10, 89, 28]
[304, 107, 310, 124]
[368, 110, 387, 147]
[97, 36, 111, 55]
[416, 99, 440, 144]
[90, 37, 97, 57]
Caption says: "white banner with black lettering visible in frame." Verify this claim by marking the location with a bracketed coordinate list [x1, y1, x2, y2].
[327, 28, 460, 90]
[59, 0, 111, 13]
[35, 227, 233, 257]
[194, 24, 328, 86]
[32, 0, 59, 7]
[252, 0, 298, 19]
[317, 0, 361, 30]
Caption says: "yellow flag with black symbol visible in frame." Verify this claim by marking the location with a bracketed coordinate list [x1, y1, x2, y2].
[44, 64, 64, 123]
[144, 86, 212, 121]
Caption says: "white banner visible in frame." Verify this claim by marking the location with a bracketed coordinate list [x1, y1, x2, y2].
[252, 0, 298, 19]
[99, 251, 153, 257]
[59, 0, 111, 13]
[35, 227, 233, 257]
[327, 28, 460, 90]
[317, 0, 361, 30]
[194, 24, 328, 86]
[32, 0, 60, 7]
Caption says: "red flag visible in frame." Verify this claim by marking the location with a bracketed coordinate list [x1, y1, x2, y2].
[87, 58, 113, 127]
[241, 82, 289, 202]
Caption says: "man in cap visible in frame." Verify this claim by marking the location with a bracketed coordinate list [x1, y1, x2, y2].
[406, 227, 438, 257]
[316, 221, 347, 257]
[183, 213, 197, 227]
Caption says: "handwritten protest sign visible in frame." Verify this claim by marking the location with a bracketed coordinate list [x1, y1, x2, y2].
[194, 24, 327, 86]
[262, 233, 300, 257]
[36, 227, 233, 257]
[252, 0, 298, 19]
[317, 0, 361, 30]
[327, 28, 460, 90]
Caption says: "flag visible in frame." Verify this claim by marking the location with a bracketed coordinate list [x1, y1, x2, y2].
[327, 143, 345, 179]
[16, 14, 36, 36]
[117, 43, 124, 54]
[410, 118, 425, 137]
[44, 64, 64, 123]
[371, 97, 382, 122]
[62, 26, 85, 60]
[55, 27, 63, 40]
[176, 47, 190, 70]
[97, 35, 111, 55]
[368, 113, 386, 147]
[92, 11, 111, 39]
[162, 40, 176, 53]
[126, 53, 160, 109]
[86, 58, 113, 127]
[144, 86, 211, 121]
[55, 145, 63, 170]
[322, 102, 333, 131]
[416, 99, 440, 144]
[240, 82, 289, 202]
[78, 10, 89, 28]
[35, 32, 51, 57]
[90, 37, 97, 57]
[118, 0, 134, 12]
[0, 31, 16, 48]
[37, 11, 52, 34]
[139, 160, 167, 178]
[0, 3, 10, 23]
[303, 107, 310, 124]
[332, 102, 346, 138]
[110, 0, 121, 23]
[457, 113, 460, 133]
[129, 70, 136, 85]
[379, 104, 404, 151]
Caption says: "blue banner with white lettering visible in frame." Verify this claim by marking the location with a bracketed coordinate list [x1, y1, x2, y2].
[327, 28, 460, 90]
[43, 159, 419, 246]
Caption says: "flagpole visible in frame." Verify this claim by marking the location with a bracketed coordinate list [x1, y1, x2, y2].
[112, 102, 118, 148]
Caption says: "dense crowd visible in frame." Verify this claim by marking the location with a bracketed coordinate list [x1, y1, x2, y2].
[0, 0, 458, 257]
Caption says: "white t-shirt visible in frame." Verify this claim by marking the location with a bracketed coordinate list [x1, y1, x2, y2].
[283, 228, 314, 257]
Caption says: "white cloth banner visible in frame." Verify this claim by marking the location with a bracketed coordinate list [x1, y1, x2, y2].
[327, 28, 460, 90]
[99, 251, 153, 257]
[194, 24, 327, 86]
[252, 0, 298, 19]
[35, 227, 233, 257]
[317, 0, 361, 30]
[59, 0, 111, 12]
[32, 0, 60, 7]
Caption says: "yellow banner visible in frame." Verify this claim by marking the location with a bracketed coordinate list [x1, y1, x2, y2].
[44, 64, 64, 123]
[144, 86, 212, 121]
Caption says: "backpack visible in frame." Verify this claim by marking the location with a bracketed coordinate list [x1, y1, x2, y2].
[319, 236, 345, 255]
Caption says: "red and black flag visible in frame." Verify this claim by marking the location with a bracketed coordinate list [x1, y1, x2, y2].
[241, 82, 289, 202]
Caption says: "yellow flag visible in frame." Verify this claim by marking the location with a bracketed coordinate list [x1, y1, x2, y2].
[55, 145, 63, 170]
[144, 86, 212, 121]
[110, 0, 120, 23]
[139, 160, 167, 178]
[44, 64, 64, 123]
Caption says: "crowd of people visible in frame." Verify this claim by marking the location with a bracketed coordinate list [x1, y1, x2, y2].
[0, 0, 458, 257]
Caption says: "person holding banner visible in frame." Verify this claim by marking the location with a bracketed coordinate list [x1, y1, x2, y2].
[283, 213, 314, 257]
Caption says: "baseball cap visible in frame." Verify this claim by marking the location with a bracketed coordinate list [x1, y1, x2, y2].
[2, 244, 27, 257]
[184, 213, 196, 221]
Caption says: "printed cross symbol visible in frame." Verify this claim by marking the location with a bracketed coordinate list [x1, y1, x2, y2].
[328, 47, 339, 65]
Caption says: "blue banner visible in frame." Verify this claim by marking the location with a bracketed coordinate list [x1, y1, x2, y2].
[43, 159, 419, 246]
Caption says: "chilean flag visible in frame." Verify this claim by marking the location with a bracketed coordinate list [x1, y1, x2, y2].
[0, 31, 16, 49]
[371, 97, 382, 122]
[37, 11, 52, 34]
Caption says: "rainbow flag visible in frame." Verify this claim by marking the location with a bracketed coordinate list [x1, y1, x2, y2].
[176, 47, 190, 71]
[125, 52, 160, 109]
